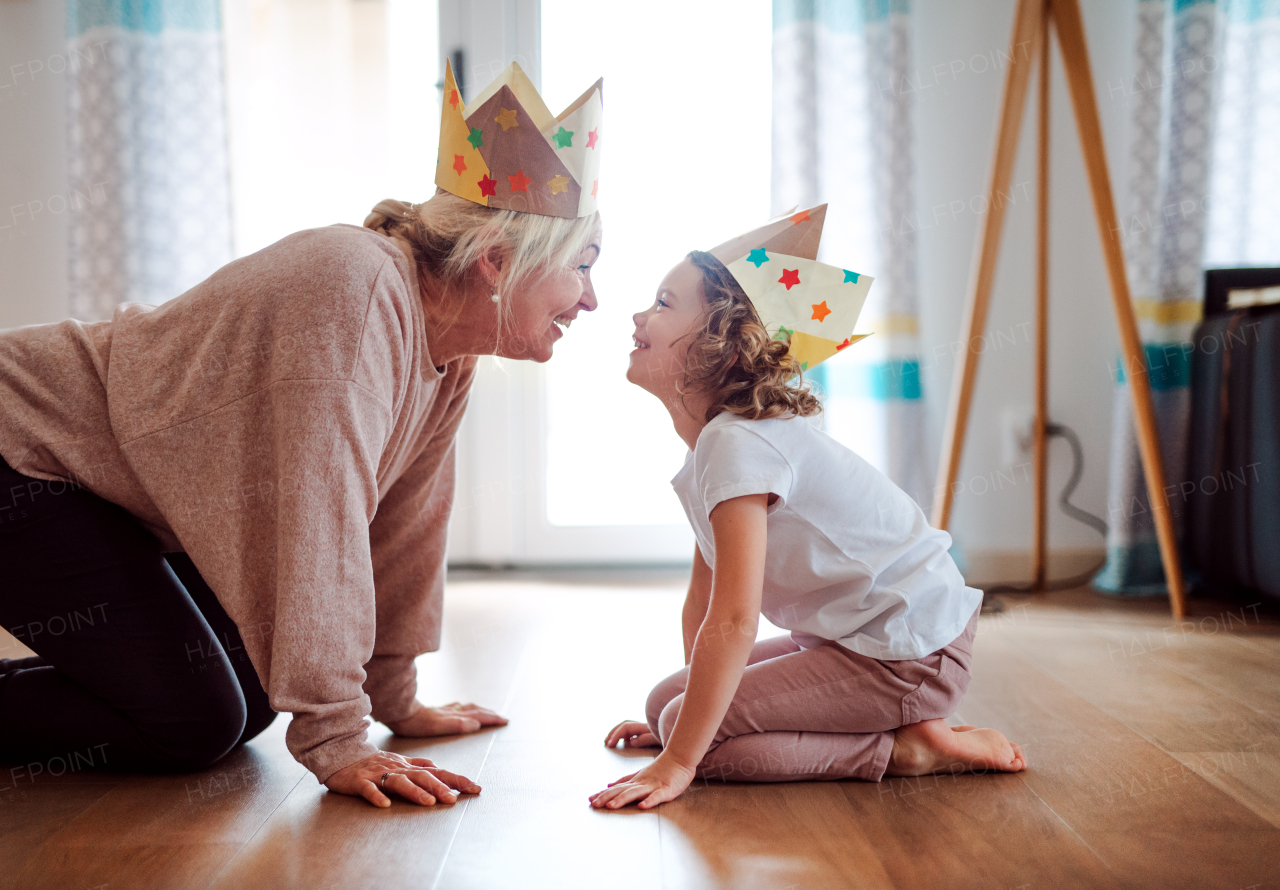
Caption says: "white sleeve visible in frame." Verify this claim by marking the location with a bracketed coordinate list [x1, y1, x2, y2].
[693, 421, 794, 518]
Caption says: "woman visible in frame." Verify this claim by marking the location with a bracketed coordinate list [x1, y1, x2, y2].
[0, 189, 602, 807]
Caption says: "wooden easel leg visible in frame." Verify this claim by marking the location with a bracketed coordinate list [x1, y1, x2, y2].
[1032, 4, 1050, 592]
[931, 0, 1044, 532]
[1050, 0, 1188, 618]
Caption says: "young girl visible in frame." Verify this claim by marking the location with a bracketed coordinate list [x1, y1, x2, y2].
[589, 207, 1025, 811]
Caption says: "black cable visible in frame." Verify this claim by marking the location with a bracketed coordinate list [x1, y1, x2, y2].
[979, 422, 1109, 595]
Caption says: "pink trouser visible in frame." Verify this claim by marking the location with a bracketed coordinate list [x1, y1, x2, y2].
[645, 607, 979, 783]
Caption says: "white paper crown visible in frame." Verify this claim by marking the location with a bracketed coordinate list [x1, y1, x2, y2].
[709, 205, 874, 371]
[436, 61, 602, 219]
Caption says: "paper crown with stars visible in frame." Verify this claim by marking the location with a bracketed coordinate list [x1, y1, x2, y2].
[708, 204, 874, 372]
[435, 60, 602, 219]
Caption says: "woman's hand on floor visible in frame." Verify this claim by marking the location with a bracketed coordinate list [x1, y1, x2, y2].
[325, 751, 481, 808]
[589, 752, 696, 810]
[384, 701, 508, 737]
[604, 719, 659, 748]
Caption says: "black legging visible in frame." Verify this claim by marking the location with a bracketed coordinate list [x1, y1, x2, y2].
[0, 454, 275, 773]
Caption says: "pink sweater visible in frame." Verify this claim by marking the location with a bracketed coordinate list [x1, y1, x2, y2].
[0, 224, 477, 782]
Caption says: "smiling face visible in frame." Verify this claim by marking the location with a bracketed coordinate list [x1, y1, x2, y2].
[496, 237, 601, 363]
[626, 257, 708, 401]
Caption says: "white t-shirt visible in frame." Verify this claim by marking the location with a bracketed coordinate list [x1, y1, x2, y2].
[671, 411, 982, 660]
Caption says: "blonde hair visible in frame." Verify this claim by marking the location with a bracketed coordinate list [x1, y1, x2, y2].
[363, 191, 601, 332]
[679, 250, 822, 422]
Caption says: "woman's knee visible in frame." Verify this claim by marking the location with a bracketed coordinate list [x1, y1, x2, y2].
[142, 684, 248, 771]
[237, 700, 278, 747]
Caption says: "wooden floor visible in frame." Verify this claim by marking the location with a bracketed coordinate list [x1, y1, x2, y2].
[4, 570, 1280, 889]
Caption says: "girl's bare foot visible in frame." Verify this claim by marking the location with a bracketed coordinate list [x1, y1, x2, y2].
[885, 718, 1026, 776]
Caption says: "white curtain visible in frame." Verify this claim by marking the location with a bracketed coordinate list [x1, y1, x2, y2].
[772, 0, 929, 507]
[66, 0, 234, 318]
[1096, 0, 1280, 595]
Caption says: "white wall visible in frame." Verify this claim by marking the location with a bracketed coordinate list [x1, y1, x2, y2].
[0, 0, 71, 329]
[912, 0, 1136, 557]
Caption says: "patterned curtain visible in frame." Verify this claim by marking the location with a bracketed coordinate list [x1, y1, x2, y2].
[66, 0, 233, 320]
[1096, 0, 1279, 595]
[772, 0, 929, 507]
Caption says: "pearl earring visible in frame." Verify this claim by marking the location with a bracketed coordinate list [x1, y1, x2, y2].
[488, 278, 500, 303]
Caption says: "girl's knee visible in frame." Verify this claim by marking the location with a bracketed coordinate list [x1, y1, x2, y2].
[645, 669, 688, 736]
[657, 695, 683, 747]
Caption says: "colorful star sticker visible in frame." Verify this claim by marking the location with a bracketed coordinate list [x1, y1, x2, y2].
[747, 248, 769, 267]
[587, 128, 599, 149]
[552, 126, 574, 148]
[779, 269, 801, 290]
[467, 127, 483, 150]
[774, 325, 795, 341]
[790, 209, 811, 224]
[449, 89, 460, 110]
[591, 179, 598, 197]
[452, 154, 467, 175]
[508, 170, 533, 192]
[547, 174, 570, 195]
[478, 174, 497, 197]
[811, 301, 832, 322]
[836, 337, 852, 351]
[495, 107, 519, 130]
[843, 269, 860, 283]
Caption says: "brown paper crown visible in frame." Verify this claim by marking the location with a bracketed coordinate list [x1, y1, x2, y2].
[708, 204, 876, 371]
[709, 204, 828, 264]
[435, 61, 603, 219]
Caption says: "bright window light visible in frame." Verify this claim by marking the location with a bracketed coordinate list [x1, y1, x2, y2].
[224, 0, 439, 258]
[541, 0, 772, 526]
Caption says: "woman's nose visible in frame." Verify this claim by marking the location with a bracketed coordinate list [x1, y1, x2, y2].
[632, 311, 644, 326]
[580, 279, 598, 312]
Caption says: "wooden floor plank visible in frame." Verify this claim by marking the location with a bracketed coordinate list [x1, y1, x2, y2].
[431, 584, 680, 889]
[998, 622, 1280, 755]
[433, 740, 663, 890]
[204, 731, 496, 890]
[999, 617, 1280, 838]
[204, 581, 545, 890]
[0, 782, 120, 871]
[960, 622, 1280, 888]
[659, 783, 896, 890]
[839, 768, 1122, 889]
[8, 577, 1280, 890]
[2, 716, 306, 890]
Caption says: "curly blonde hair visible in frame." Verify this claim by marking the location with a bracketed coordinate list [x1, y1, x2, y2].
[679, 250, 822, 423]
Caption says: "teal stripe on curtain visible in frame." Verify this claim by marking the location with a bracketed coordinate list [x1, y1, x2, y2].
[1114, 343, 1193, 390]
[866, 359, 922, 399]
[66, 0, 220, 37]
[827, 359, 923, 400]
[1224, 0, 1280, 21]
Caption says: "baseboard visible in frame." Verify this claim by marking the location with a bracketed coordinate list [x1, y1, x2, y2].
[961, 548, 1106, 588]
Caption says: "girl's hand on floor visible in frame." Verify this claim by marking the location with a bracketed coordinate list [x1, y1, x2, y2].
[604, 719, 659, 748]
[325, 751, 481, 808]
[384, 701, 508, 737]
[589, 753, 696, 810]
